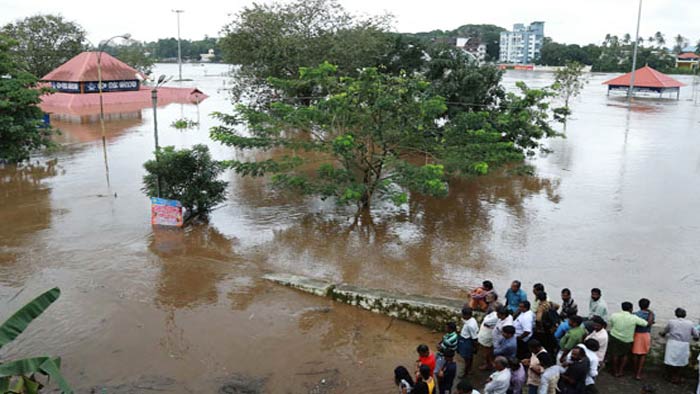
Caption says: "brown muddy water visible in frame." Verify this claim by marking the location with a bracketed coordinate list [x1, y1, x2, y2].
[1, 64, 700, 393]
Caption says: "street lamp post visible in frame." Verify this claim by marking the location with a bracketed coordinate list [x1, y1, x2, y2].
[96, 34, 131, 187]
[628, 0, 643, 103]
[151, 75, 172, 198]
[172, 10, 184, 81]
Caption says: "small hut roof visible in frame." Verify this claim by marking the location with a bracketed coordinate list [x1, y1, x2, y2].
[678, 52, 700, 60]
[602, 66, 685, 88]
[41, 51, 144, 82]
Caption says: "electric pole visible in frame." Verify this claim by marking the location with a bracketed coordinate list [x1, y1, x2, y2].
[628, 0, 643, 103]
[172, 9, 184, 81]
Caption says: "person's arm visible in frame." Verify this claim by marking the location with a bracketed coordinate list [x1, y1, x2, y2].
[634, 315, 648, 327]
[660, 323, 670, 337]
[648, 310, 655, 326]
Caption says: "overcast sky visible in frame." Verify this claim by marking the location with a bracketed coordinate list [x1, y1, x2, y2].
[1, 0, 698, 47]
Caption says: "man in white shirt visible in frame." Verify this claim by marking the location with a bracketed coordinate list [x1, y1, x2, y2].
[484, 356, 511, 394]
[460, 307, 480, 375]
[514, 301, 534, 359]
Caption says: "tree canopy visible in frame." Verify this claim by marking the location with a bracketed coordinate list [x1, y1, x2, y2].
[211, 63, 561, 214]
[2, 14, 87, 78]
[0, 34, 54, 163]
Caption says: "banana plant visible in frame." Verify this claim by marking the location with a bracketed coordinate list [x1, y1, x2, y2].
[0, 288, 72, 393]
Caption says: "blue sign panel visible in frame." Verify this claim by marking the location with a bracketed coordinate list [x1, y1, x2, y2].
[51, 81, 80, 93]
[84, 80, 140, 93]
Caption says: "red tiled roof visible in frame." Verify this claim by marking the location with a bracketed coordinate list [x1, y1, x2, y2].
[41, 51, 144, 82]
[678, 52, 700, 60]
[602, 66, 685, 88]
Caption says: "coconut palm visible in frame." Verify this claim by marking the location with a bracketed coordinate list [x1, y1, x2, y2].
[673, 34, 687, 53]
[622, 33, 631, 45]
[654, 32, 665, 48]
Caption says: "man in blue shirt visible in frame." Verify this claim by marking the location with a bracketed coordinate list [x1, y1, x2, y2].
[505, 280, 527, 314]
[494, 325, 517, 359]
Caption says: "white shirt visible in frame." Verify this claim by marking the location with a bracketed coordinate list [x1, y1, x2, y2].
[484, 368, 511, 394]
[514, 311, 534, 341]
[461, 317, 480, 339]
[493, 315, 514, 343]
[585, 329, 608, 364]
[566, 344, 599, 386]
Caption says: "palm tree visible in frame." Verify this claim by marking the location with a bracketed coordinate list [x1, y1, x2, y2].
[623, 33, 631, 45]
[674, 34, 687, 53]
[654, 31, 665, 48]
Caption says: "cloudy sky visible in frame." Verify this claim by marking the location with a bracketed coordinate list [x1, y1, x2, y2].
[1, 0, 698, 46]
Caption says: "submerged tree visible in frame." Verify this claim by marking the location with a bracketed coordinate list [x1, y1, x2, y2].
[211, 63, 561, 215]
[142, 145, 228, 218]
[551, 61, 587, 119]
[2, 14, 87, 78]
[0, 34, 54, 163]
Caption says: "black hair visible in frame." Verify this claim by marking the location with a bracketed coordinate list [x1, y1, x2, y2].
[512, 280, 522, 288]
[416, 344, 429, 354]
[536, 291, 547, 301]
[419, 364, 431, 380]
[621, 302, 633, 312]
[561, 288, 571, 295]
[675, 308, 687, 318]
[639, 298, 650, 309]
[569, 315, 583, 326]
[527, 339, 542, 350]
[640, 384, 656, 393]
[590, 315, 606, 327]
[520, 300, 531, 310]
[446, 322, 457, 332]
[444, 348, 455, 358]
[497, 306, 510, 316]
[508, 357, 521, 370]
[456, 380, 474, 392]
[394, 366, 414, 387]
[584, 338, 600, 352]
[461, 307, 473, 317]
[483, 280, 494, 290]
[502, 325, 516, 335]
[591, 288, 601, 295]
[533, 283, 545, 292]
[413, 381, 429, 394]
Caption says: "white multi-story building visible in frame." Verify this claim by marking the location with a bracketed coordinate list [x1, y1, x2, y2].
[499, 22, 545, 64]
[456, 37, 488, 63]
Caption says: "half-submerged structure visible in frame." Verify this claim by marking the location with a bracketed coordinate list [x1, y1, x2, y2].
[603, 65, 685, 100]
[39, 52, 207, 116]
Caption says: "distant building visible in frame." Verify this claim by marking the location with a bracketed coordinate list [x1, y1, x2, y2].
[457, 37, 488, 63]
[200, 49, 216, 63]
[499, 22, 545, 64]
[676, 52, 700, 70]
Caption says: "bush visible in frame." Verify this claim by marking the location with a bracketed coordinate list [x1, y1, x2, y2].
[142, 144, 228, 217]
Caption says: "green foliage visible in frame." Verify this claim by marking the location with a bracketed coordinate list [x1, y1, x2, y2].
[170, 118, 199, 130]
[145, 36, 220, 61]
[424, 45, 505, 116]
[219, 0, 392, 104]
[0, 287, 72, 393]
[142, 145, 228, 216]
[102, 40, 154, 75]
[212, 63, 560, 211]
[2, 15, 87, 78]
[552, 61, 587, 110]
[407, 24, 506, 61]
[0, 34, 54, 163]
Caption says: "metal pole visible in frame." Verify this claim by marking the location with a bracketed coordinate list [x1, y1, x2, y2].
[173, 10, 184, 81]
[151, 88, 161, 198]
[97, 51, 111, 188]
[628, 0, 643, 103]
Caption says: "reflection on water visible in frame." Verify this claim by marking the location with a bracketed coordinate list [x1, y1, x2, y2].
[1, 64, 699, 392]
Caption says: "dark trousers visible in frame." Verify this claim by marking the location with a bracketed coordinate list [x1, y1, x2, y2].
[517, 338, 531, 360]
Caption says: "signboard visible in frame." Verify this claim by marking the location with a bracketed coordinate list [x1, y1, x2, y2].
[150, 197, 184, 227]
[51, 81, 80, 93]
[84, 80, 140, 93]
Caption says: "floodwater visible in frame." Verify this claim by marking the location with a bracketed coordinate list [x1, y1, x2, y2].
[1, 63, 699, 392]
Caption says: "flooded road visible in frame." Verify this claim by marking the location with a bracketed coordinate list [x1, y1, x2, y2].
[1, 63, 699, 392]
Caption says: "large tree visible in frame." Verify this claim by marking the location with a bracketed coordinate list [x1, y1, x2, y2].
[219, 0, 392, 104]
[0, 35, 54, 163]
[211, 63, 560, 216]
[2, 14, 87, 78]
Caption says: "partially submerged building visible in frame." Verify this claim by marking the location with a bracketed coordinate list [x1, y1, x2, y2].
[602, 65, 685, 99]
[39, 52, 207, 117]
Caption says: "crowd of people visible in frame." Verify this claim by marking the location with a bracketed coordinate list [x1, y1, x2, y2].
[394, 280, 700, 394]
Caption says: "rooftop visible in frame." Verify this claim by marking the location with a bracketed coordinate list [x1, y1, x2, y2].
[602, 66, 685, 89]
[41, 51, 144, 82]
